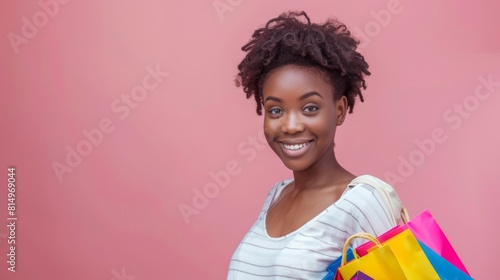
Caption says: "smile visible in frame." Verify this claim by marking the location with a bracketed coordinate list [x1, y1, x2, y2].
[282, 141, 311, 151]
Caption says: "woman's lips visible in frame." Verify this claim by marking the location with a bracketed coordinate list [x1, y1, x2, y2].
[279, 140, 313, 157]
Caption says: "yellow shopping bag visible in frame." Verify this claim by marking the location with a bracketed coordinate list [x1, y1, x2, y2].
[338, 230, 440, 279]
[337, 233, 406, 279]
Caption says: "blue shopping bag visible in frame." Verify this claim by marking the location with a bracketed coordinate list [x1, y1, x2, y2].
[322, 248, 354, 280]
[418, 241, 473, 280]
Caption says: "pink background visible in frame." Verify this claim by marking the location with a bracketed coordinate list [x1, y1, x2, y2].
[1, 0, 499, 279]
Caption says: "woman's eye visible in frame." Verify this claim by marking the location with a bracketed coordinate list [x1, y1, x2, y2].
[268, 108, 283, 115]
[303, 106, 319, 113]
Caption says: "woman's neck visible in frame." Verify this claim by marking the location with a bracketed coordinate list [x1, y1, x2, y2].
[291, 152, 354, 193]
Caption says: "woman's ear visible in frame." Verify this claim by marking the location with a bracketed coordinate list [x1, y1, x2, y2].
[335, 96, 348, 126]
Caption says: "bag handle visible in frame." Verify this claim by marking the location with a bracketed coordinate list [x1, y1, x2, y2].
[350, 176, 410, 224]
[375, 183, 410, 224]
[341, 232, 380, 266]
[401, 207, 410, 224]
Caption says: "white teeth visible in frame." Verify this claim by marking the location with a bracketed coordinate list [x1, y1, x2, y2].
[283, 142, 309, 151]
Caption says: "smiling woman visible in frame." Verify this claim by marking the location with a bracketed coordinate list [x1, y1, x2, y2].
[262, 65, 344, 174]
[227, 11, 406, 279]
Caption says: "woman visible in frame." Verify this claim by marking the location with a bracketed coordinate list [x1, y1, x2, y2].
[228, 11, 405, 279]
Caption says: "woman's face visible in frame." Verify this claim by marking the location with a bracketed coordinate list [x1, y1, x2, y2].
[262, 64, 347, 172]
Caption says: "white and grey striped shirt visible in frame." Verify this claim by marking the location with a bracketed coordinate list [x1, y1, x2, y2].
[227, 176, 398, 279]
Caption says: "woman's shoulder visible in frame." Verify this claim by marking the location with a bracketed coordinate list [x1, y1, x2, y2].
[341, 174, 405, 225]
[274, 178, 294, 191]
[346, 174, 391, 188]
[274, 178, 294, 188]
[342, 174, 396, 199]
[267, 178, 294, 203]
[254, 178, 294, 220]
[337, 175, 385, 208]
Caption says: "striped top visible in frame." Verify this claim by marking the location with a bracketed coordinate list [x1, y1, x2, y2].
[227, 176, 398, 279]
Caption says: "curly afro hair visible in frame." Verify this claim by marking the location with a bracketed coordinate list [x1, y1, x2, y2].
[234, 10, 371, 115]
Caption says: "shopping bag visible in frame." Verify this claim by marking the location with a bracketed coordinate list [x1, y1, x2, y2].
[339, 231, 441, 279]
[408, 209, 470, 275]
[337, 233, 408, 279]
[355, 225, 405, 256]
[322, 248, 354, 280]
[368, 229, 441, 279]
[418, 240, 473, 279]
[350, 271, 373, 280]
[323, 271, 335, 280]
[356, 209, 470, 276]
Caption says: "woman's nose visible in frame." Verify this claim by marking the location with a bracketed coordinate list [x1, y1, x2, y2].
[281, 113, 305, 134]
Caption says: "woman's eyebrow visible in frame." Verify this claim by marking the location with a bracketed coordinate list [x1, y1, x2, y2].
[264, 91, 323, 103]
[264, 96, 282, 103]
[299, 91, 323, 100]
